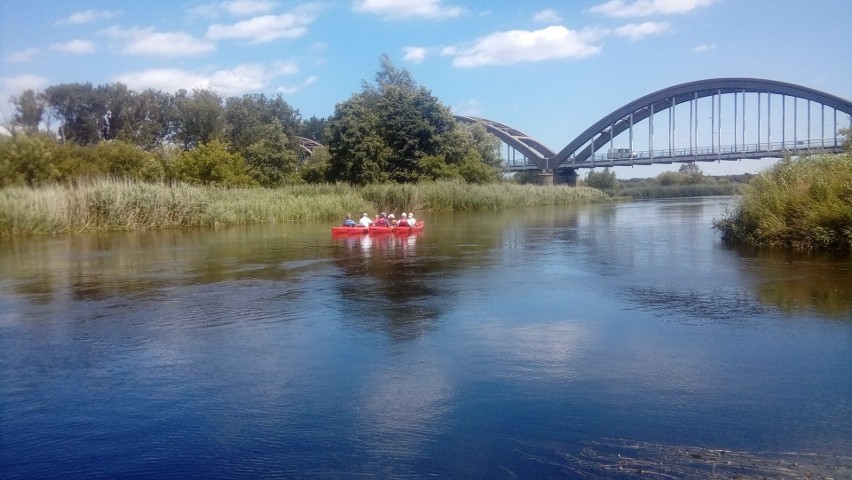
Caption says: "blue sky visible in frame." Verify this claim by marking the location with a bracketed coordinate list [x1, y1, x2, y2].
[2, 0, 851, 178]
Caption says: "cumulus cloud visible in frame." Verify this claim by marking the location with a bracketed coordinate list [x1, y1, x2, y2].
[206, 4, 320, 43]
[590, 0, 716, 17]
[112, 62, 299, 96]
[1, 74, 49, 94]
[277, 74, 318, 94]
[6, 48, 40, 63]
[693, 43, 716, 53]
[452, 99, 483, 116]
[532, 8, 563, 24]
[49, 40, 96, 54]
[101, 26, 215, 57]
[190, 0, 278, 18]
[445, 25, 604, 68]
[613, 21, 670, 40]
[402, 46, 427, 63]
[353, 0, 464, 19]
[56, 9, 120, 25]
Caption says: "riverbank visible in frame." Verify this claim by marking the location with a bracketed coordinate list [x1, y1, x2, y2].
[712, 152, 852, 251]
[0, 179, 609, 235]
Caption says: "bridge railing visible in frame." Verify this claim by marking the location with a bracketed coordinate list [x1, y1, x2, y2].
[573, 138, 843, 165]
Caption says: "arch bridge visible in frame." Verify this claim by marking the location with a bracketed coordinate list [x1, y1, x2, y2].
[456, 78, 852, 183]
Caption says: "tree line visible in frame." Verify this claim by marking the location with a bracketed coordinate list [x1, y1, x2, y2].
[1, 55, 501, 188]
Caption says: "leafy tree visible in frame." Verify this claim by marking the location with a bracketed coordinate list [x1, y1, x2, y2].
[243, 120, 300, 187]
[173, 140, 256, 187]
[0, 134, 61, 186]
[841, 127, 852, 152]
[300, 115, 327, 143]
[90, 141, 164, 181]
[10, 89, 46, 134]
[585, 167, 618, 192]
[678, 162, 703, 184]
[326, 55, 499, 184]
[173, 89, 224, 150]
[300, 146, 330, 183]
[224, 93, 300, 153]
[44, 82, 105, 145]
[325, 94, 391, 184]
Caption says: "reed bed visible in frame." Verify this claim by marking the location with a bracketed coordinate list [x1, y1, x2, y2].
[0, 179, 609, 235]
[619, 183, 741, 199]
[713, 153, 852, 250]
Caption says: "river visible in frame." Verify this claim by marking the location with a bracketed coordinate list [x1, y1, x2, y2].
[1, 196, 850, 478]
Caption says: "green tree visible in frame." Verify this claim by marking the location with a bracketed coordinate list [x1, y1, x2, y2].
[585, 167, 618, 192]
[326, 55, 499, 184]
[244, 120, 300, 187]
[173, 139, 256, 187]
[300, 115, 327, 143]
[91, 141, 165, 181]
[678, 162, 703, 184]
[173, 89, 224, 150]
[0, 134, 61, 186]
[300, 145, 330, 183]
[44, 82, 105, 145]
[10, 89, 46, 134]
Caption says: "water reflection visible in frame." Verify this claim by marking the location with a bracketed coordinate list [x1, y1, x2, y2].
[735, 247, 852, 317]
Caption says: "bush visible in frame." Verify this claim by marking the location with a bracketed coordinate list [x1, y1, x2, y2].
[173, 140, 257, 187]
[713, 153, 852, 250]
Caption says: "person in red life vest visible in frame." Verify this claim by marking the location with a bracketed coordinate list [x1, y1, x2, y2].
[374, 213, 390, 227]
[397, 213, 410, 227]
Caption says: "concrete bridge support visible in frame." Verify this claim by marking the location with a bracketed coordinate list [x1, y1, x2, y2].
[537, 171, 554, 186]
[555, 168, 578, 186]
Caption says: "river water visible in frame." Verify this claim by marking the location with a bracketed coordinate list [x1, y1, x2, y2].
[1, 197, 850, 478]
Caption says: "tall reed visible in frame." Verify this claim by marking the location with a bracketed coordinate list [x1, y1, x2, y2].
[712, 153, 852, 250]
[0, 179, 609, 235]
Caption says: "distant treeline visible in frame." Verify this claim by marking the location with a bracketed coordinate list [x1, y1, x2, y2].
[1, 56, 504, 188]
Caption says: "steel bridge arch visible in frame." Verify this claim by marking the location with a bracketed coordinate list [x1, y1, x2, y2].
[454, 115, 556, 164]
[551, 78, 852, 168]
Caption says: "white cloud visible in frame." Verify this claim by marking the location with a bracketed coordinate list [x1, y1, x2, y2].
[693, 43, 716, 53]
[402, 46, 427, 63]
[532, 9, 563, 24]
[591, 0, 716, 18]
[190, 0, 278, 18]
[206, 5, 320, 43]
[49, 40, 96, 54]
[6, 48, 40, 63]
[353, 0, 464, 19]
[277, 74, 318, 94]
[113, 63, 299, 97]
[1, 75, 49, 94]
[452, 99, 483, 116]
[101, 26, 215, 57]
[57, 10, 119, 25]
[446, 26, 604, 68]
[224, 0, 278, 16]
[613, 21, 670, 40]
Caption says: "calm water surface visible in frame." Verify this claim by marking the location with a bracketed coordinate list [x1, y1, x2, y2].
[1, 197, 850, 478]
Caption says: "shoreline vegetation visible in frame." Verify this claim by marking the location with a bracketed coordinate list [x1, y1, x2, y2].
[712, 152, 852, 251]
[0, 179, 609, 236]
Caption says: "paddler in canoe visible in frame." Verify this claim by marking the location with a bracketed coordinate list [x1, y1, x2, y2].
[342, 213, 358, 227]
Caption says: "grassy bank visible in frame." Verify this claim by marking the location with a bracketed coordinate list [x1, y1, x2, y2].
[619, 183, 741, 199]
[712, 153, 852, 251]
[0, 179, 609, 235]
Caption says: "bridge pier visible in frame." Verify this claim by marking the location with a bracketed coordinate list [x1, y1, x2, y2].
[537, 171, 554, 186]
[554, 168, 578, 186]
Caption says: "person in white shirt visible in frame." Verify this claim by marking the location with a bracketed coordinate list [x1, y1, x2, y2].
[359, 213, 373, 228]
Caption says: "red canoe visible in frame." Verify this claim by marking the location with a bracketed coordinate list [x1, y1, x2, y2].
[331, 221, 424, 235]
